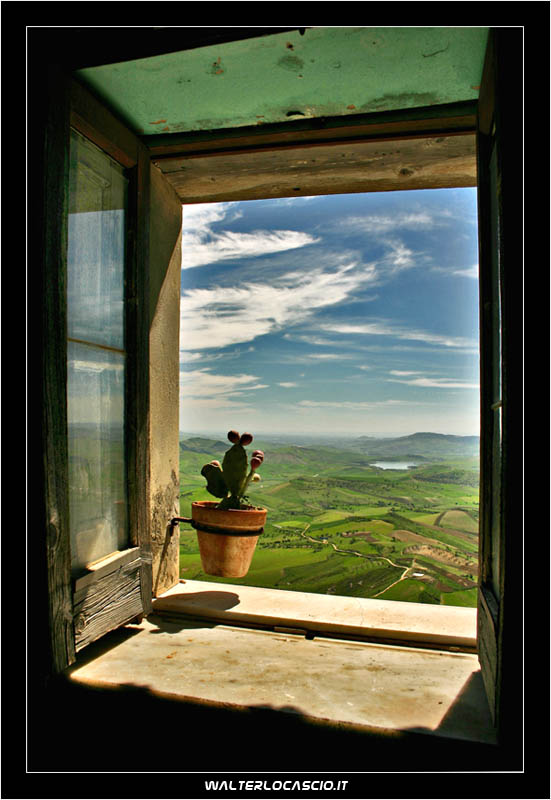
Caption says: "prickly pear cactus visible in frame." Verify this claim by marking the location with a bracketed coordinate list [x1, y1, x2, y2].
[200, 462, 228, 499]
[200, 430, 264, 510]
[222, 443, 248, 499]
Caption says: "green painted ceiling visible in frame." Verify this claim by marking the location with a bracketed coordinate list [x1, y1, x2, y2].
[77, 27, 489, 137]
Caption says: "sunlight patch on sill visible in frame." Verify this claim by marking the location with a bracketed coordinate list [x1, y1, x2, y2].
[68, 616, 495, 746]
[152, 579, 477, 651]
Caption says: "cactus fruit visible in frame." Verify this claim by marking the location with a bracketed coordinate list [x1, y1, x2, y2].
[201, 430, 265, 510]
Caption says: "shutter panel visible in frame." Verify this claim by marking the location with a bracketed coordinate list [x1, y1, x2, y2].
[476, 28, 523, 753]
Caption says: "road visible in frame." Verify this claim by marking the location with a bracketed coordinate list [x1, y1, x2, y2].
[299, 524, 412, 597]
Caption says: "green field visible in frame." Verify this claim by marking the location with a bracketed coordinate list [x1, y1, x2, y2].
[178, 434, 480, 607]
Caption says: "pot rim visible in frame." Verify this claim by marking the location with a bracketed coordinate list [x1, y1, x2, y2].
[192, 500, 267, 513]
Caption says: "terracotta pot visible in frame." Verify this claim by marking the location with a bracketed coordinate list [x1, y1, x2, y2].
[191, 501, 267, 578]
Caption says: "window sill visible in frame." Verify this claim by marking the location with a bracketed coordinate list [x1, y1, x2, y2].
[151, 579, 477, 651]
[68, 581, 495, 748]
[68, 614, 495, 747]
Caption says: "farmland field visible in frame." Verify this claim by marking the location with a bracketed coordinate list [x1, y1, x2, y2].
[178, 433, 480, 607]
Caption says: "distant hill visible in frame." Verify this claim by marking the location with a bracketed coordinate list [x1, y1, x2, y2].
[179, 432, 479, 465]
[351, 432, 479, 460]
[179, 436, 227, 454]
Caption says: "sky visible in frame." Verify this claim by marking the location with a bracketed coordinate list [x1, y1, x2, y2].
[179, 188, 480, 439]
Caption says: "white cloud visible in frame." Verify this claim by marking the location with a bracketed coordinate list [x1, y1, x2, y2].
[180, 368, 269, 400]
[452, 264, 479, 279]
[278, 382, 298, 388]
[180, 262, 378, 352]
[321, 321, 477, 351]
[383, 238, 416, 270]
[181, 202, 238, 231]
[298, 399, 413, 409]
[180, 201, 320, 269]
[340, 211, 438, 235]
[388, 376, 479, 389]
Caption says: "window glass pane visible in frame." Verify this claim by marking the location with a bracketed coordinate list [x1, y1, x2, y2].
[67, 341, 127, 570]
[67, 130, 127, 350]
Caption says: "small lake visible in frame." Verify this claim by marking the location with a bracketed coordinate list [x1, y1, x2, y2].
[370, 461, 418, 470]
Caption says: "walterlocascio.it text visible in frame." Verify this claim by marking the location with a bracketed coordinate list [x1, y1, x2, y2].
[205, 780, 349, 792]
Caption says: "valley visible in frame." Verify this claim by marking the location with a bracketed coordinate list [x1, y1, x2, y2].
[178, 433, 480, 607]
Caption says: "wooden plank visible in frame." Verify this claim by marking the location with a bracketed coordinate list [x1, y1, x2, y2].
[73, 556, 143, 651]
[73, 547, 141, 594]
[40, 65, 77, 673]
[477, 585, 498, 724]
[476, 28, 523, 757]
[126, 143, 153, 615]
[146, 101, 477, 158]
[70, 79, 139, 168]
[159, 133, 476, 204]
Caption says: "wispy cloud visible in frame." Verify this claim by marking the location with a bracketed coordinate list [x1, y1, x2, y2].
[321, 321, 477, 351]
[388, 375, 479, 389]
[180, 262, 378, 352]
[278, 382, 298, 388]
[181, 203, 320, 269]
[341, 211, 438, 235]
[180, 368, 269, 400]
[452, 264, 479, 279]
[298, 399, 414, 409]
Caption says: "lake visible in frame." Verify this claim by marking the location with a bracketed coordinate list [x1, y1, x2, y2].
[370, 461, 418, 470]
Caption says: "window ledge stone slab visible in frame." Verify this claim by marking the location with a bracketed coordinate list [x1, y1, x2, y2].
[151, 579, 477, 651]
[68, 614, 496, 746]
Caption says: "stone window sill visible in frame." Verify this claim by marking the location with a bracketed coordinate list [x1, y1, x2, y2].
[68, 580, 496, 747]
[151, 578, 478, 651]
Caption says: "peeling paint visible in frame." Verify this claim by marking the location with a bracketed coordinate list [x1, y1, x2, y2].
[422, 44, 450, 58]
[277, 54, 305, 72]
[362, 92, 439, 112]
[76, 27, 488, 135]
[210, 55, 224, 75]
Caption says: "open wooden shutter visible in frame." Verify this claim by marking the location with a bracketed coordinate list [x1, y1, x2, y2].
[67, 82, 153, 655]
[38, 68, 182, 671]
[476, 27, 523, 753]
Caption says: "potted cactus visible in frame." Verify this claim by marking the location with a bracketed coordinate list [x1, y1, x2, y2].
[191, 430, 267, 578]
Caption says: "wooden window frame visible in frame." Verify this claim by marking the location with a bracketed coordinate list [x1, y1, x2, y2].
[33, 31, 521, 760]
[146, 30, 520, 751]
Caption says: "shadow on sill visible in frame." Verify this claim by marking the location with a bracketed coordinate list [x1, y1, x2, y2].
[28, 674, 511, 776]
[29, 627, 511, 776]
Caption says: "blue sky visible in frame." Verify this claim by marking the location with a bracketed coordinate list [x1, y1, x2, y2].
[179, 189, 480, 438]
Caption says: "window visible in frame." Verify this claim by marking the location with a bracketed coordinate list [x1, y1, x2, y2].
[177, 188, 481, 610]
[67, 130, 129, 572]
[34, 28, 522, 761]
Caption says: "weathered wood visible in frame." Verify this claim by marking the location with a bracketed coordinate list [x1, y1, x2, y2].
[157, 133, 476, 204]
[476, 28, 523, 757]
[477, 585, 498, 724]
[146, 101, 477, 158]
[73, 554, 143, 651]
[74, 547, 141, 593]
[70, 79, 139, 168]
[41, 65, 76, 673]
[126, 142, 153, 615]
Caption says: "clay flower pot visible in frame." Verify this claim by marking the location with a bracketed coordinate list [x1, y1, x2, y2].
[191, 501, 267, 578]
